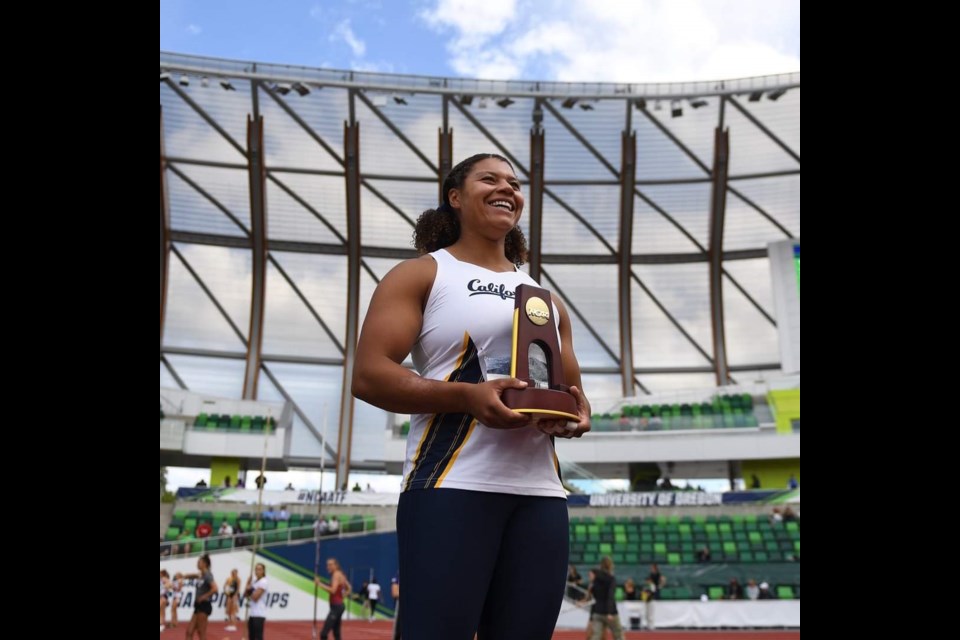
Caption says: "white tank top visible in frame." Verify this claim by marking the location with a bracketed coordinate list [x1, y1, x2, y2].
[402, 248, 566, 498]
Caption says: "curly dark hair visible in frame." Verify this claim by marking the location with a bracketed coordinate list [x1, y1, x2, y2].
[413, 153, 528, 265]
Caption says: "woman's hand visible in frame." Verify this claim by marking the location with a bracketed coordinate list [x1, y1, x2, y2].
[535, 386, 591, 439]
[464, 378, 531, 429]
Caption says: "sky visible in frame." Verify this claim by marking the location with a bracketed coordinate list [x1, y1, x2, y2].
[160, 0, 799, 83]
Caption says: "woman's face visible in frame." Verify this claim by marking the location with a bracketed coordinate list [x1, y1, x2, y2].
[255, 564, 265, 579]
[449, 158, 524, 236]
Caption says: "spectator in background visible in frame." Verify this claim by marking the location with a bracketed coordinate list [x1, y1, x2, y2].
[726, 577, 744, 600]
[367, 578, 381, 622]
[750, 474, 761, 489]
[263, 506, 276, 521]
[391, 575, 401, 640]
[647, 564, 665, 598]
[169, 573, 184, 628]
[585, 557, 624, 640]
[746, 579, 760, 600]
[234, 522, 246, 548]
[182, 554, 219, 640]
[246, 563, 269, 640]
[284, 482, 295, 490]
[622, 578, 641, 631]
[277, 506, 290, 521]
[160, 570, 171, 632]
[223, 476, 232, 488]
[177, 528, 195, 555]
[770, 507, 783, 524]
[327, 517, 340, 536]
[566, 564, 584, 599]
[641, 577, 657, 631]
[315, 558, 350, 640]
[696, 546, 711, 563]
[787, 473, 799, 489]
[255, 474, 267, 489]
[224, 568, 241, 631]
[359, 580, 371, 620]
[218, 521, 234, 537]
[313, 516, 329, 537]
[783, 506, 798, 522]
[237, 475, 246, 488]
[758, 582, 776, 599]
[195, 479, 207, 488]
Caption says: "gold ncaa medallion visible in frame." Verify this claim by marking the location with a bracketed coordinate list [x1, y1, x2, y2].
[525, 296, 550, 326]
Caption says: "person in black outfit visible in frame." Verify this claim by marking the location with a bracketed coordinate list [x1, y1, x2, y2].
[566, 564, 584, 599]
[757, 581, 776, 599]
[584, 556, 624, 640]
[726, 577, 744, 600]
[182, 554, 218, 640]
[622, 577, 641, 631]
[647, 563, 665, 599]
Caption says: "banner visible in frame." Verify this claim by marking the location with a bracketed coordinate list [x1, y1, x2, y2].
[159, 550, 332, 621]
[588, 492, 724, 507]
[176, 488, 402, 506]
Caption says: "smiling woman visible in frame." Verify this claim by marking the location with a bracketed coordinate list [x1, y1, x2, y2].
[351, 153, 592, 639]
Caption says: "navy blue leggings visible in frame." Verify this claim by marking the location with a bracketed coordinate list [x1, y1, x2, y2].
[397, 489, 568, 640]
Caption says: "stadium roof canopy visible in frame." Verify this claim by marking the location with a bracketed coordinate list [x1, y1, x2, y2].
[159, 51, 799, 481]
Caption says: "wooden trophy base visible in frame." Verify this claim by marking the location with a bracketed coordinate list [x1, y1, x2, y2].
[502, 384, 579, 423]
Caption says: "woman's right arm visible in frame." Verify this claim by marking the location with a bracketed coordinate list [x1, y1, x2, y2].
[352, 257, 529, 428]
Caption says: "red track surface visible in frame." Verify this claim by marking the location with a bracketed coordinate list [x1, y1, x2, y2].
[166, 620, 800, 639]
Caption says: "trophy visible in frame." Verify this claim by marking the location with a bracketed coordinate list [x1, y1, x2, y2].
[500, 284, 580, 423]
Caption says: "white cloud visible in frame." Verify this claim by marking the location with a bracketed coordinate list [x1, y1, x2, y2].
[420, 0, 518, 39]
[331, 19, 366, 57]
[450, 49, 523, 81]
[186, 23, 202, 36]
[418, 0, 799, 81]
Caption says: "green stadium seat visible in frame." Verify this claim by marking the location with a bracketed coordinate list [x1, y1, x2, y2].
[777, 585, 795, 599]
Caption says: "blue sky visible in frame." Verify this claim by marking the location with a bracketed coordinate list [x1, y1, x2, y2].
[160, 0, 799, 83]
